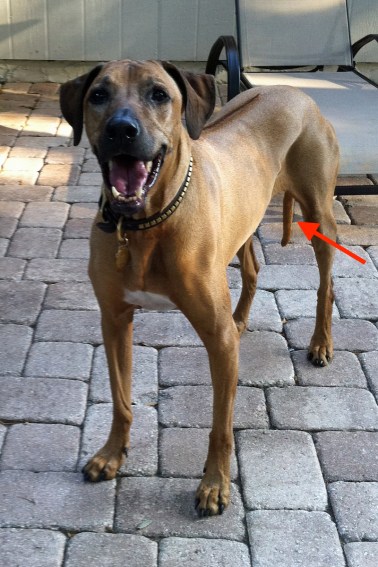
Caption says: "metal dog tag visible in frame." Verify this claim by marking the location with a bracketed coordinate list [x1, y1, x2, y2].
[116, 219, 129, 271]
[115, 242, 129, 271]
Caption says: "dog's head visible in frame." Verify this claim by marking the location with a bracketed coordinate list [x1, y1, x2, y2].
[60, 60, 215, 216]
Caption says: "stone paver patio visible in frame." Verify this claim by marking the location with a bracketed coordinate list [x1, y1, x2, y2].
[0, 79, 378, 566]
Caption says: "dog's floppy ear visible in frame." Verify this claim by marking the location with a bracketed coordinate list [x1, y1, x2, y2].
[60, 64, 103, 145]
[162, 61, 216, 140]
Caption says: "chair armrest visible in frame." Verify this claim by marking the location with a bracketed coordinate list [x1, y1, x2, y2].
[352, 34, 378, 58]
[206, 35, 241, 100]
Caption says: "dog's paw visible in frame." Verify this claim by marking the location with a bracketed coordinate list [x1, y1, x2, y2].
[82, 448, 126, 482]
[307, 343, 333, 367]
[195, 473, 230, 517]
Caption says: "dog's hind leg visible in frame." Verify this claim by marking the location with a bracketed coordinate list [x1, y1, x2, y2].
[233, 235, 260, 335]
[281, 191, 295, 246]
[299, 197, 337, 366]
[288, 118, 338, 366]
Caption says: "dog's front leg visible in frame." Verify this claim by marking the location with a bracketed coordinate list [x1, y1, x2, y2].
[83, 306, 134, 481]
[198, 329, 239, 516]
[180, 286, 239, 516]
[83, 222, 134, 482]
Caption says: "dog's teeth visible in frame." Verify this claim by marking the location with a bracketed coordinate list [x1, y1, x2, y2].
[112, 186, 120, 198]
[146, 161, 152, 173]
[136, 187, 143, 200]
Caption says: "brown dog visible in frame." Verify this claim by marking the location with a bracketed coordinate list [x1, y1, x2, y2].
[60, 60, 338, 516]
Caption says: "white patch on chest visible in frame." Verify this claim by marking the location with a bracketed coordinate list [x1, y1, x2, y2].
[124, 289, 177, 311]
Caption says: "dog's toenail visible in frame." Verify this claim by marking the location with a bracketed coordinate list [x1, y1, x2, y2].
[98, 470, 107, 482]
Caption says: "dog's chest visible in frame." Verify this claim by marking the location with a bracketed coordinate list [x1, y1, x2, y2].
[124, 289, 176, 311]
[123, 237, 177, 310]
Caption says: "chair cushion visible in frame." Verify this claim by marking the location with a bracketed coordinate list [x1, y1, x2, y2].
[243, 71, 378, 174]
[237, 0, 352, 68]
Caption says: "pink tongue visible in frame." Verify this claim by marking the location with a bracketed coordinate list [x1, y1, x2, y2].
[109, 158, 148, 196]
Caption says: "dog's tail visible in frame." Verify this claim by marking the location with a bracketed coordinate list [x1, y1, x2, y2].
[281, 191, 294, 247]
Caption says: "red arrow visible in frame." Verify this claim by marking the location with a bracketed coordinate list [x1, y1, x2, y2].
[298, 222, 366, 265]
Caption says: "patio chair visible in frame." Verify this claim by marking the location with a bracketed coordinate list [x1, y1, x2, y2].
[206, 0, 378, 195]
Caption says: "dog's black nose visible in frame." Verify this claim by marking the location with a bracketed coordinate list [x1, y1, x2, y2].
[106, 109, 140, 141]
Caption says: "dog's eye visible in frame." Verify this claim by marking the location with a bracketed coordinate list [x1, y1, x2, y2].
[151, 87, 169, 103]
[89, 88, 109, 105]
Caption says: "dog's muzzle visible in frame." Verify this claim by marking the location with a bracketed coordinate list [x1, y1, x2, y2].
[97, 109, 166, 216]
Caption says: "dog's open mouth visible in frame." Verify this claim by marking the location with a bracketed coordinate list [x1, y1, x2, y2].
[103, 152, 163, 214]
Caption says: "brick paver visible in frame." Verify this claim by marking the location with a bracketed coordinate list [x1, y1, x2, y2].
[53, 185, 100, 203]
[0, 77, 377, 565]
[237, 430, 327, 510]
[0, 529, 66, 567]
[19, 201, 69, 228]
[238, 330, 294, 386]
[64, 217, 93, 238]
[58, 238, 90, 258]
[79, 403, 158, 476]
[329, 482, 378, 542]
[159, 538, 251, 566]
[35, 309, 102, 343]
[291, 349, 367, 387]
[8, 227, 62, 258]
[314, 431, 378, 481]
[0, 376, 87, 424]
[334, 277, 378, 319]
[1, 423, 80, 472]
[247, 510, 345, 567]
[263, 242, 316, 264]
[285, 317, 378, 351]
[0, 323, 32, 375]
[25, 341, 93, 379]
[257, 264, 320, 290]
[230, 288, 283, 331]
[368, 245, 378, 268]
[268, 386, 378, 430]
[332, 244, 377, 276]
[25, 258, 89, 282]
[360, 351, 378, 401]
[159, 385, 268, 428]
[90, 344, 158, 404]
[0, 280, 45, 324]
[160, 428, 238, 480]
[0, 184, 53, 202]
[65, 533, 157, 567]
[0, 471, 115, 531]
[344, 542, 378, 567]
[276, 289, 339, 319]
[115, 478, 245, 540]
[43, 282, 97, 310]
[37, 164, 80, 186]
